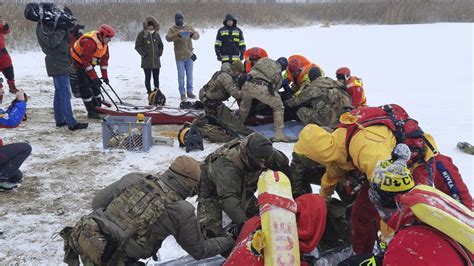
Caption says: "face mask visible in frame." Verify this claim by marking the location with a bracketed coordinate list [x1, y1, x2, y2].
[148, 30, 154, 34]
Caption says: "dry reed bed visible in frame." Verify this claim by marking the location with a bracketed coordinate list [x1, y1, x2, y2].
[1, 0, 473, 50]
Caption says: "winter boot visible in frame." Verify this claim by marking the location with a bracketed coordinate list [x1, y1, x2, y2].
[68, 122, 89, 131]
[187, 92, 196, 99]
[272, 131, 292, 143]
[8, 170, 23, 184]
[180, 94, 187, 101]
[7, 80, 18, 94]
[0, 181, 18, 192]
[93, 96, 102, 107]
[84, 100, 101, 119]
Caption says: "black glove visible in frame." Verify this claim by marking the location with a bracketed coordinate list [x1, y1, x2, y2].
[190, 53, 197, 62]
[226, 223, 243, 240]
[91, 78, 102, 89]
[217, 54, 222, 61]
[239, 54, 244, 60]
[101, 77, 109, 85]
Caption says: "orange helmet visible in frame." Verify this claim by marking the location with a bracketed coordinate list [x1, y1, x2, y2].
[288, 58, 303, 73]
[98, 24, 115, 38]
[336, 67, 351, 81]
[249, 48, 261, 61]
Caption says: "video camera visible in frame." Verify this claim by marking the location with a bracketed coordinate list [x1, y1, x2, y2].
[24, 2, 77, 31]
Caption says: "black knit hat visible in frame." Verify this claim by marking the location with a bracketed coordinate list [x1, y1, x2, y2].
[175, 12, 184, 26]
[308, 66, 322, 81]
[276, 57, 288, 71]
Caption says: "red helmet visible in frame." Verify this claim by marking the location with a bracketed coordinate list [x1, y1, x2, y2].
[98, 24, 115, 38]
[249, 48, 261, 61]
[336, 67, 351, 81]
[288, 58, 303, 73]
[336, 67, 351, 76]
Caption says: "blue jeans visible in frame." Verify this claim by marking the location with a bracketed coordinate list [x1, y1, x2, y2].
[176, 59, 193, 95]
[53, 74, 77, 127]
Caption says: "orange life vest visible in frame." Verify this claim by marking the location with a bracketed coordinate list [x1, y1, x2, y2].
[286, 55, 321, 87]
[71, 31, 108, 65]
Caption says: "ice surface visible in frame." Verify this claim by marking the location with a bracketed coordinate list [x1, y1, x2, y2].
[0, 23, 472, 264]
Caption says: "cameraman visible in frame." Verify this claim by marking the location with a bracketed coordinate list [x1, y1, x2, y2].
[36, 20, 88, 131]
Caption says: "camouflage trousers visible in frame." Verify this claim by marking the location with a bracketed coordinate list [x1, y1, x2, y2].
[197, 197, 224, 238]
[296, 106, 336, 128]
[239, 82, 284, 134]
[197, 195, 258, 238]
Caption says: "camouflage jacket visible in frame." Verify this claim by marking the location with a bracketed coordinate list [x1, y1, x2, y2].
[90, 171, 234, 261]
[199, 140, 290, 225]
[285, 77, 351, 109]
[247, 57, 283, 92]
[199, 63, 241, 103]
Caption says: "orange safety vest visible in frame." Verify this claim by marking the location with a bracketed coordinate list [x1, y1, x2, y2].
[71, 31, 108, 65]
[286, 55, 322, 87]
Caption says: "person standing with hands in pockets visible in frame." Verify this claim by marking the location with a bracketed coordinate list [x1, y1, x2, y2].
[166, 12, 200, 102]
[135, 16, 164, 102]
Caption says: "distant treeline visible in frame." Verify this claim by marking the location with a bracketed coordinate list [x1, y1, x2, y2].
[1, 0, 473, 50]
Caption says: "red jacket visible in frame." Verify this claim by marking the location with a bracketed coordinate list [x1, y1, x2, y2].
[345, 76, 366, 107]
[224, 194, 327, 266]
[71, 34, 109, 80]
[0, 22, 11, 49]
[412, 153, 473, 210]
[384, 225, 473, 266]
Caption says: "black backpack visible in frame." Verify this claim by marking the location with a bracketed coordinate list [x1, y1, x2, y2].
[24, 2, 76, 31]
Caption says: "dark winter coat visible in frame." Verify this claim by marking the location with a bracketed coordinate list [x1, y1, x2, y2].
[90, 171, 234, 262]
[36, 23, 75, 77]
[215, 14, 246, 63]
[135, 16, 164, 69]
[198, 141, 289, 225]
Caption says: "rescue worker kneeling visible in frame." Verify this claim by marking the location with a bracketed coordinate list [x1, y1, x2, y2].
[60, 156, 235, 265]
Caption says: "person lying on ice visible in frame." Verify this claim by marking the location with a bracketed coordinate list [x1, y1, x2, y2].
[60, 156, 235, 265]
[294, 104, 473, 255]
[197, 133, 291, 239]
[0, 88, 32, 191]
[223, 194, 328, 265]
[340, 151, 473, 266]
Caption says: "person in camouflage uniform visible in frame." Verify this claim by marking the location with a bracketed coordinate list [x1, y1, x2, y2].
[197, 133, 290, 238]
[60, 156, 234, 266]
[285, 67, 353, 129]
[238, 57, 291, 142]
[199, 61, 252, 135]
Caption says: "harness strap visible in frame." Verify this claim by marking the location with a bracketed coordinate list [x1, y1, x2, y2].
[258, 192, 297, 215]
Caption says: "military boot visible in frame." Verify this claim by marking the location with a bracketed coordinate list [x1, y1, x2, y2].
[84, 100, 101, 119]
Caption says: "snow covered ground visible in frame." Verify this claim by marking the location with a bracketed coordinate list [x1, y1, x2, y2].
[0, 23, 472, 264]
